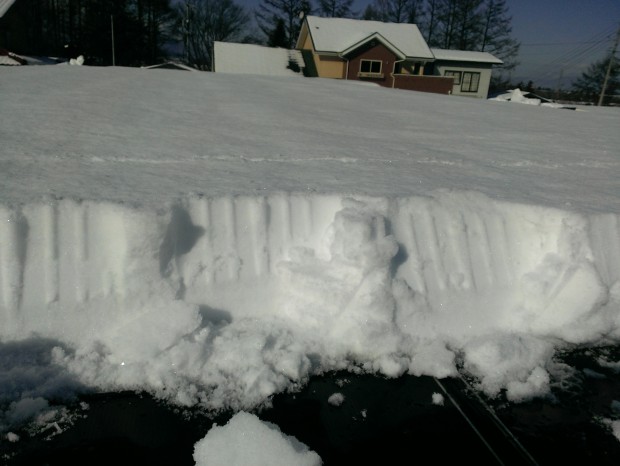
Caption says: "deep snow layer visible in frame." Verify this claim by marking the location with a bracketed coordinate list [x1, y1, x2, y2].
[0, 67, 619, 429]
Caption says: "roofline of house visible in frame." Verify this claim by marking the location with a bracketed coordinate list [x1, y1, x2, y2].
[0, 0, 16, 18]
[340, 32, 407, 60]
[430, 48, 503, 65]
[295, 17, 310, 51]
[0, 48, 28, 65]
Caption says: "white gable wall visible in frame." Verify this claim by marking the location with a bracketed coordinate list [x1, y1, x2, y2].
[214, 42, 304, 77]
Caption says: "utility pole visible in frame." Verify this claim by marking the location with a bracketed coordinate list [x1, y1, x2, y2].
[111, 15, 116, 66]
[555, 68, 564, 101]
[184, 2, 192, 65]
[598, 25, 619, 106]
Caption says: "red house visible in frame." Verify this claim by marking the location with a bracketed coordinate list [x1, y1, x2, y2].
[297, 16, 501, 97]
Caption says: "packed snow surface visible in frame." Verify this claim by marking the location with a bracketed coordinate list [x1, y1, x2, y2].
[1, 67, 619, 439]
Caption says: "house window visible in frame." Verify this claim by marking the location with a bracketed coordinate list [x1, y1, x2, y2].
[461, 72, 481, 93]
[360, 59, 382, 74]
[393, 62, 418, 75]
[444, 70, 461, 84]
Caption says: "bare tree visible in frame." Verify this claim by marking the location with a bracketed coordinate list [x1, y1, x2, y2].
[179, 0, 249, 70]
[317, 0, 355, 18]
[362, 0, 412, 23]
[407, 0, 425, 23]
[426, 0, 483, 49]
[422, 0, 440, 43]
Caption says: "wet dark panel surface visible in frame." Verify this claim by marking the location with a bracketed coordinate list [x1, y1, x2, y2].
[6, 392, 214, 466]
[488, 346, 620, 466]
[259, 374, 506, 465]
[3, 346, 620, 466]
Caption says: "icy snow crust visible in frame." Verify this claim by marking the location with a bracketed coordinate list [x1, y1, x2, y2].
[1, 67, 620, 427]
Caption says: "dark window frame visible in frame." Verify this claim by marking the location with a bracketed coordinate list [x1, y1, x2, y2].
[360, 59, 382, 74]
[461, 71, 481, 93]
[444, 70, 462, 84]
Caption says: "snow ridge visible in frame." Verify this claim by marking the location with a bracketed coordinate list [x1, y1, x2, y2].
[1, 192, 619, 407]
[1, 193, 618, 337]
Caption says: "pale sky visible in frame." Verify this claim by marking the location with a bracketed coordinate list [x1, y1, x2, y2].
[506, 0, 620, 87]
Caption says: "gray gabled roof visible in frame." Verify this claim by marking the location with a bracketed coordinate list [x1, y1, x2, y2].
[300, 16, 434, 60]
[431, 48, 503, 64]
[0, 0, 16, 18]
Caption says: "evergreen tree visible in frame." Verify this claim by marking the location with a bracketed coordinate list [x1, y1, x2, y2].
[317, 0, 355, 18]
[178, 0, 249, 70]
[362, 4, 380, 21]
[268, 18, 288, 47]
[572, 56, 620, 105]
[255, 0, 312, 49]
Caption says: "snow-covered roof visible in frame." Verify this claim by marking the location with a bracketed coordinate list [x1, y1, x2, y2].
[0, 49, 26, 65]
[0, 0, 16, 18]
[301, 16, 434, 60]
[431, 48, 503, 64]
[214, 42, 305, 77]
[0, 54, 20, 65]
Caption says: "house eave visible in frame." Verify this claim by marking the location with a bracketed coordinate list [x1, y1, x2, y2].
[0, 0, 16, 18]
[430, 48, 503, 65]
[340, 33, 407, 60]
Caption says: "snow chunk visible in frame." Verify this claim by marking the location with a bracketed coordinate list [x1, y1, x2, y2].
[6, 397, 49, 424]
[327, 392, 345, 406]
[612, 420, 620, 442]
[68, 55, 84, 65]
[431, 393, 444, 406]
[462, 334, 553, 401]
[432, 393, 444, 406]
[193, 412, 322, 466]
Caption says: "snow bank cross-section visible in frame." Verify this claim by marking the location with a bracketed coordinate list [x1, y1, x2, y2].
[1, 192, 619, 408]
[1, 66, 619, 421]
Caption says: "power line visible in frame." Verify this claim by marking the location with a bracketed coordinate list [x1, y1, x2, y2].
[522, 24, 617, 84]
[521, 40, 615, 47]
[540, 25, 615, 67]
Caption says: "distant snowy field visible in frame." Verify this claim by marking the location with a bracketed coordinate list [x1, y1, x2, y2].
[1, 66, 620, 458]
